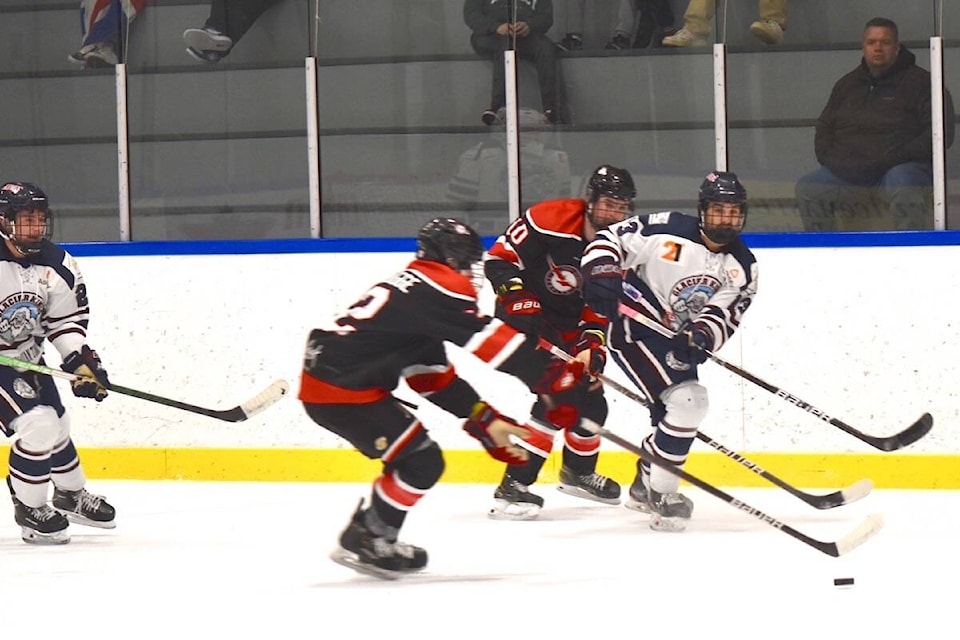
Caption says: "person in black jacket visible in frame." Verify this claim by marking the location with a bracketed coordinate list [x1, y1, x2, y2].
[795, 17, 955, 231]
[464, 0, 561, 125]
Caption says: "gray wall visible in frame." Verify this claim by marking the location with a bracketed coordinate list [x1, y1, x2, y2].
[0, 0, 958, 239]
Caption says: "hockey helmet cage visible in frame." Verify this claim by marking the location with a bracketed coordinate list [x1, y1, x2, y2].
[416, 217, 484, 271]
[0, 181, 53, 255]
[697, 171, 747, 245]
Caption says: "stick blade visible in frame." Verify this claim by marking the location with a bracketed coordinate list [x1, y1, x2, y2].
[838, 478, 873, 506]
[832, 513, 884, 557]
[884, 412, 933, 451]
[809, 478, 873, 510]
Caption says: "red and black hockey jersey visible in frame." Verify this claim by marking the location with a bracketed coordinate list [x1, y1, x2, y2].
[300, 258, 544, 404]
[485, 198, 606, 336]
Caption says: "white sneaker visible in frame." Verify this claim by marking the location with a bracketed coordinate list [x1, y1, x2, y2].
[67, 43, 118, 68]
[661, 28, 708, 47]
[750, 19, 784, 45]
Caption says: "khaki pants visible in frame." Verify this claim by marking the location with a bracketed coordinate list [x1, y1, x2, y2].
[683, 0, 787, 36]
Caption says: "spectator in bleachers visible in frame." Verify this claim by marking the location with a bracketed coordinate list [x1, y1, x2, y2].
[465, 0, 561, 125]
[795, 17, 955, 232]
[67, 0, 150, 68]
[605, 0, 675, 50]
[662, 0, 786, 47]
[182, 0, 284, 63]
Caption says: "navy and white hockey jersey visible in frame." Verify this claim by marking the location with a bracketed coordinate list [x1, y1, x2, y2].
[581, 211, 758, 351]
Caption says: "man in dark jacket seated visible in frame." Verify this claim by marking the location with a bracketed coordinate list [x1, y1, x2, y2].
[795, 17, 955, 231]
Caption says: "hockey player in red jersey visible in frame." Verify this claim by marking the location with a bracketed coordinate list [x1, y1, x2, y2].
[300, 218, 587, 579]
[581, 171, 758, 532]
[484, 165, 636, 519]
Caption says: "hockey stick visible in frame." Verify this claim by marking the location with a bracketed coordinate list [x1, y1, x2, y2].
[591, 423, 883, 557]
[615, 304, 933, 452]
[0, 354, 289, 422]
[537, 338, 872, 509]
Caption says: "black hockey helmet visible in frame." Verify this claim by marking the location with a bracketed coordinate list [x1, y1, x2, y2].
[416, 217, 483, 271]
[585, 165, 636, 205]
[697, 171, 747, 245]
[585, 165, 636, 230]
[0, 181, 53, 255]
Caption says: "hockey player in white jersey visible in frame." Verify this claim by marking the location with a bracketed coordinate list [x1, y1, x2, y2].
[580, 171, 758, 531]
[0, 182, 115, 545]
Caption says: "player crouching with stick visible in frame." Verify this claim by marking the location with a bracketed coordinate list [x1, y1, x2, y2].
[300, 218, 589, 579]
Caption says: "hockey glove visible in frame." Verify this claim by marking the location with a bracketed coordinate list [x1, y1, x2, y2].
[583, 263, 623, 319]
[61, 345, 111, 401]
[574, 329, 606, 381]
[463, 402, 530, 465]
[534, 358, 586, 396]
[496, 279, 542, 335]
[668, 323, 712, 365]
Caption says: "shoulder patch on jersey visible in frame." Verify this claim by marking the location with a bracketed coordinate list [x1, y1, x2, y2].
[525, 199, 586, 239]
[407, 259, 476, 299]
[647, 211, 671, 225]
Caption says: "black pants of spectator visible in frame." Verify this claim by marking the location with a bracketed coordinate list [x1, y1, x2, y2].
[470, 33, 558, 116]
[205, 0, 284, 43]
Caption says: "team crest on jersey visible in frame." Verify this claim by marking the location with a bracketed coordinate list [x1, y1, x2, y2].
[12, 377, 36, 399]
[0, 294, 43, 345]
[543, 255, 581, 295]
[668, 276, 720, 325]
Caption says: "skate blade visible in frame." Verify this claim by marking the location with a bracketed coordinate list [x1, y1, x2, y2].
[557, 483, 621, 505]
[330, 549, 424, 581]
[59, 512, 117, 529]
[20, 527, 70, 545]
[624, 497, 652, 514]
[649, 514, 689, 532]
[488, 499, 541, 521]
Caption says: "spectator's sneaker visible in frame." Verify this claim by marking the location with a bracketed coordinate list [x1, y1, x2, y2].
[67, 43, 118, 68]
[183, 27, 233, 63]
[661, 28, 708, 47]
[750, 19, 784, 45]
[604, 33, 632, 50]
[481, 109, 500, 126]
[543, 109, 558, 124]
[557, 33, 583, 52]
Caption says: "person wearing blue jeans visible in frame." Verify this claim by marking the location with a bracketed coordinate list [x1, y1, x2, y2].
[795, 17, 954, 231]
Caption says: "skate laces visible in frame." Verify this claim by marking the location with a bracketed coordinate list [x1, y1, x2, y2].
[31, 504, 61, 522]
[77, 490, 104, 512]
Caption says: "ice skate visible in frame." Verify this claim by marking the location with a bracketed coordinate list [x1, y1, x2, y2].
[624, 474, 652, 514]
[489, 473, 544, 520]
[647, 488, 694, 532]
[52, 487, 116, 529]
[557, 466, 621, 505]
[330, 500, 427, 580]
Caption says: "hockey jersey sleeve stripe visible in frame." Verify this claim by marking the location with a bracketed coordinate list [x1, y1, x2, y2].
[298, 371, 389, 404]
[463, 319, 526, 369]
[404, 364, 456, 394]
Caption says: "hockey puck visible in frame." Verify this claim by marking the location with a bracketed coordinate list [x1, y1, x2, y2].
[833, 577, 855, 587]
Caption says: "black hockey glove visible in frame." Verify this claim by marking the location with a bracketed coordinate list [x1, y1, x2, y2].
[668, 324, 711, 365]
[496, 279, 542, 335]
[62, 345, 111, 401]
[574, 329, 606, 382]
[583, 263, 623, 319]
